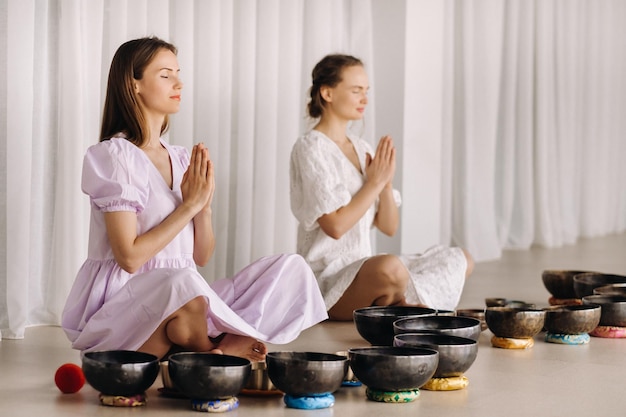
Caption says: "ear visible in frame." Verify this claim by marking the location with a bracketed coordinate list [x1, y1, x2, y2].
[320, 86, 332, 103]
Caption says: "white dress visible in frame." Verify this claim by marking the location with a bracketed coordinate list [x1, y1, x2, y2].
[290, 130, 467, 311]
[61, 137, 328, 353]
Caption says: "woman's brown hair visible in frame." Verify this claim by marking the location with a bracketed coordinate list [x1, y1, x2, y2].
[100, 37, 177, 145]
[307, 54, 363, 119]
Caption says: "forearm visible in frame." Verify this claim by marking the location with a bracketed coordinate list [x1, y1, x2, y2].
[106, 203, 199, 273]
[192, 208, 215, 266]
[374, 185, 399, 236]
[318, 180, 385, 239]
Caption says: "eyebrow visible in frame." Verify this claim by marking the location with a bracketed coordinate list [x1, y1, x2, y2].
[159, 67, 180, 72]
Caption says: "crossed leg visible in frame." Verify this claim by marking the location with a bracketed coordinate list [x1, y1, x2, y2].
[138, 296, 267, 362]
[328, 254, 418, 321]
[328, 248, 474, 321]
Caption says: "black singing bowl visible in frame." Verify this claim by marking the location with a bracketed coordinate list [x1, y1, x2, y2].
[456, 309, 488, 331]
[393, 315, 482, 342]
[543, 304, 601, 335]
[393, 333, 478, 378]
[348, 347, 438, 392]
[542, 270, 595, 299]
[593, 283, 626, 296]
[353, 306, 436, 346]
[484, 307, 546, 339]
[82, 350, 159, 396]
[582, 295, 626, 327]
[485, 298, 536, 309]
[168, 352, 251, 400]
[266, 352, 348, 397]
[573, 273, 626, 298]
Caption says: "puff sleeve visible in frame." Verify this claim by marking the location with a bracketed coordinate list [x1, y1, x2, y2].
[290, 136, 352, 231]
[81, 139, 150, 213]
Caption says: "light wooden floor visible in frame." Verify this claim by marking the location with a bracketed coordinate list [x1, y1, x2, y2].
[2, 232, 626, 417]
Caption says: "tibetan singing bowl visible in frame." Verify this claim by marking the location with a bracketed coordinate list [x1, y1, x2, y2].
[485, 298, 536, 309]
[542, 270, 595, 299]
[82, 350, 159, 396]
[573, 273, 626, 298]
[456, 309, 487, 331]
[348, 346, 439, 392]
[593, 283, 626, 296]
[393, 315, 482, 341]
[393, 333, 477, 378]
[543, 304, 601, 334]
[582, 295, 626, 327]
[353, 306, 436, 346]
[168, 352, 251, 400]
[485, 307, 546, 339]
[265, 351, 348, 396]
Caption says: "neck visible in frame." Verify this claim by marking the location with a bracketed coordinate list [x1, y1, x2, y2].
[143, 114, 166, 148]
[314, 115, 350, 145]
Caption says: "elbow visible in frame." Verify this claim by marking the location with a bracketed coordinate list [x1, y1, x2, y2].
[321, 225, 345, 240]
[317, 215, 346, 240]
[194, 256, 209, 267]
[117, 260, 141, 274]
[194, 246, 215, 267]
[385, 223, 400, 237]
[114, 253, 143, 274]
[375, 224, 398, 237]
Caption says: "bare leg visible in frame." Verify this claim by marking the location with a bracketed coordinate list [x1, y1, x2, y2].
[328, 254, 418, 321]
[138, 296, 218, 359]
[216, 334, 268, 362]
[462, 249, 475, 278]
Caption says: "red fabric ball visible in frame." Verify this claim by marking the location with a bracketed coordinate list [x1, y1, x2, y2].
[55, 363, 85, 394]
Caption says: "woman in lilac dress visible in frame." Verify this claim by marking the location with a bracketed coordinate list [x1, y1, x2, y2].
[61, 37, 327, 361]
[290, 54, 474, 320]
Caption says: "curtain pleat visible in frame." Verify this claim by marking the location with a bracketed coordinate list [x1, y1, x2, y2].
[5, 0, 36, 339]
[2, 0, 625, 339]
[450, 0, 505, 261]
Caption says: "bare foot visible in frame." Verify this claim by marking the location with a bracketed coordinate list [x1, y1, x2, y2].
[216, 334, 267, 362]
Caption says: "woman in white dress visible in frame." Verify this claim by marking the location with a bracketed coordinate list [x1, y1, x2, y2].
[61, 37, 327, 360]
[290, 54, 474, 320]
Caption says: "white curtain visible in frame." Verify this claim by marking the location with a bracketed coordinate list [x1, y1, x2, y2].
[444, 0, 626, 260]
[1, 0, 625, 340]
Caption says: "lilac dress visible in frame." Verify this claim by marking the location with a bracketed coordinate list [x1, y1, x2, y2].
[62, 137, 327, 353]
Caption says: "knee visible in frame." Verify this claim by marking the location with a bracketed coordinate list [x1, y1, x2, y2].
[462, 249, 474, 277]
[181, 296, 208, 316]
[283, 253, 308, 270]
[375, 256, 409, 289]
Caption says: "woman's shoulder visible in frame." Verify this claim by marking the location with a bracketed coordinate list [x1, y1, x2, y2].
[294, 130, 333, 152]
[83, 136, 148, 174]
[86, 135, 138, 156]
